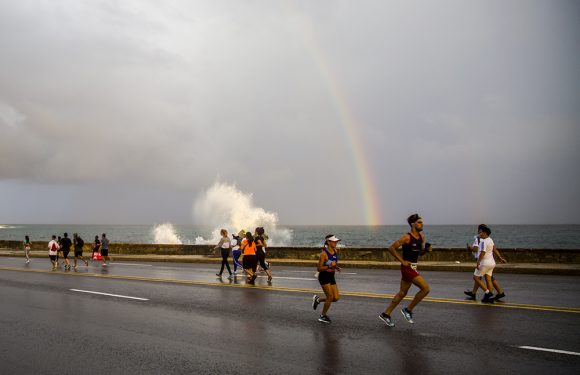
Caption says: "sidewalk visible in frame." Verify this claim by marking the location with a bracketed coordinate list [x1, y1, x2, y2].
[2, 250, 579, 275]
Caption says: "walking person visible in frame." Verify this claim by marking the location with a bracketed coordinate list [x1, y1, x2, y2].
[73, 233, 89, 269]
[464, 224, 507, 301]
[241, 232, 258, 284]
[23, 235, 31, 264]
[231, 232, 243, 276]
[215, 229, 233, 279]
[379, 214, 432, 327]
[312, 235, 342, 324]
[101, 233, 111, 266]
[48, 235, 60, 271]
[60, 233, 73, 270]
[468, 225, 506, 303]
[254, 227, 273, 282]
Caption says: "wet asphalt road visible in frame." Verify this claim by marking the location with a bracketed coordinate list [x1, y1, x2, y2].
[1, 257, 579, 374]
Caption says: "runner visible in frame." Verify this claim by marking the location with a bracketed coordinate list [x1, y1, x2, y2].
[215, 229, 233, 279]
[231, 232, 243, 276]
[312, 235, 341, 324]
[56, 235, 63, 268]
[379, 214, 432, 327]
[101, 233, 110, 266]
[60, 233, 73, 270]
[23, 235, 31, 264]
[48, 235, 60, 271]
[241, 232, 258, 284]
[464, 224, 507, 300]
[73, 233, 89, 269]
[469, 225, 506, 303]
[255, 227, 273, 282]
[92, 235, 101, 260]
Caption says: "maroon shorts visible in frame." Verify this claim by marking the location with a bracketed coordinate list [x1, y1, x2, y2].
[401, 265, 420, 282]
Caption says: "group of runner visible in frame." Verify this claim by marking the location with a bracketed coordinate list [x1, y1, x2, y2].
[313, 214, 507, 325]
[214, 227, 273, 284]
[28, 232, 111, 270]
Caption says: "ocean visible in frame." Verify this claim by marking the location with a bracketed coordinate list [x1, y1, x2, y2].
[1, 224, 579, 249]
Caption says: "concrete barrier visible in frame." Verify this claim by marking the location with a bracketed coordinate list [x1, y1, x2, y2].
[2, 240, 579, 264]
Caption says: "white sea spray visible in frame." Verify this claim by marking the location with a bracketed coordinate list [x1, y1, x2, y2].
[193, 182, 293, 246]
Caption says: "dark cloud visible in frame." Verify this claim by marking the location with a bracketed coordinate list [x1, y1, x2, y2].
[1, 0, 578, 225]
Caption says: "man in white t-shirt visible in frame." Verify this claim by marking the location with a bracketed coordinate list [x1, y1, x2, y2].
[470, 225, 506, 303]
[48, 235, 60, 271]
[464, 225, 507, 300]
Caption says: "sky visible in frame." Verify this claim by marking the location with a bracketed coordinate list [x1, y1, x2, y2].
[0, 0, 579, 226]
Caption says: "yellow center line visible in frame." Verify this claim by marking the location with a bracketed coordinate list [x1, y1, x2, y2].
[2, 266, 579, 314]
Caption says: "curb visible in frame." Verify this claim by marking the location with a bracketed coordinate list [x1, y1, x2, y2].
[1, 252, 579, 276]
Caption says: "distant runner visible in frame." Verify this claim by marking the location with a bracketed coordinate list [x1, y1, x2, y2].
[73, 233, 89, 269]
[48, 235, 60, 271]
[23, 235, 31, 264]
[101, 233, 110, 266]
[60, 233, 73, 270]
[312, 235, 341, 324]
[379, 214, 432, 327]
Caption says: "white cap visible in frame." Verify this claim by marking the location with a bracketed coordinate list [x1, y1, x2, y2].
[326, 235, 341, 242]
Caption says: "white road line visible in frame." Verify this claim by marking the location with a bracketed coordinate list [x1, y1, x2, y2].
[70, 289, 149, 301]
[517, 346, 580, 356]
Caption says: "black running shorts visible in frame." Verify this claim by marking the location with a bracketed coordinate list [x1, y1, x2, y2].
[318, 271, 336, 286]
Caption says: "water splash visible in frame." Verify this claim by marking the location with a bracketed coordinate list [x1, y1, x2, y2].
[152, 223, 182, 244]
[193, 182, 292, 246]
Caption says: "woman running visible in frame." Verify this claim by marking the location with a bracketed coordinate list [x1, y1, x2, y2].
[215, 229, 233, 278]
[242, 232, 258, 284]
[312, 235, 341, 324]
[254, 227, 273, 282]
[23, 235, 31, 264]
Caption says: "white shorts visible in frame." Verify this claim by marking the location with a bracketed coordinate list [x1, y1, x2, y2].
[474, 263, 495, 277]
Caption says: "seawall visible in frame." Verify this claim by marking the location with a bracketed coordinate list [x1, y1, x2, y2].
[1, 241, 579, 264]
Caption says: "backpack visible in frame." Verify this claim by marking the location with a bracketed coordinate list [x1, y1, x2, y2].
[77, 237, 84, 247]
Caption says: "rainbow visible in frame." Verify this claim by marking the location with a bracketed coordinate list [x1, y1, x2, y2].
[293, 12, 383, 225]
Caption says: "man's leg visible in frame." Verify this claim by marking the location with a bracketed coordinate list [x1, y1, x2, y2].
[384, 279, 413, 316]
[407, 275, 430, 312]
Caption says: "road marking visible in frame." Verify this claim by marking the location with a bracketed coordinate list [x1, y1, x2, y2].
[70, 289, 149, 301]
[516, 346, 580, 356]
[2, 266, 579, 314]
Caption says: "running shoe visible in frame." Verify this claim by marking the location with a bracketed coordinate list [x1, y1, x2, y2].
[318, 315, 331, 324]
[481, 292, 495, 304]
[85, 260, 89, 266]
[312, 295, 320, 310]
[379, 313, 395, 327]
[464, 290, 476, 300]
[494, 292, 506, 301]
[216, 273, 222, 277]
[401, 308, 414, 324]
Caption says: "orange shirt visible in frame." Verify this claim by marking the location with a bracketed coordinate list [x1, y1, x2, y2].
[242, 241, 256, 256]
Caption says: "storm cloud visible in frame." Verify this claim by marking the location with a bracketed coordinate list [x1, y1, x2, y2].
[1, 0, 579, 225]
